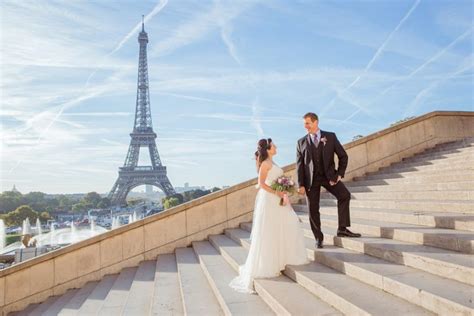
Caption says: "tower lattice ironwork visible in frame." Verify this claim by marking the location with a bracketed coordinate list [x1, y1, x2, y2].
[109, 16, 175, 206]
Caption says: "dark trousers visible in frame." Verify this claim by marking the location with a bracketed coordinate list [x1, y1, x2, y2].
[305, 177, 351, 241]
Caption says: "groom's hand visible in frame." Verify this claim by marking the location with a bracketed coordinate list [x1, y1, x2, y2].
[329, 175, 342, 186]
[298, 187, 305, 195]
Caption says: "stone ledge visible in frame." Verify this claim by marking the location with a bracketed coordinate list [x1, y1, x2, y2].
[1, 110, 473, 313]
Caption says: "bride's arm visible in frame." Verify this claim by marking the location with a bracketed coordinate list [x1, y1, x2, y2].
[258, 162, 285, 197]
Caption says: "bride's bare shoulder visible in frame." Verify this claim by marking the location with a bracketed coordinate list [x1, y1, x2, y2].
[259, 160, 272, 171]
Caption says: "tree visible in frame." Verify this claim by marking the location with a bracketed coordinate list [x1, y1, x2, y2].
[39, 211, 51, 223]
[58, 195, 74, 210]
[82, 192, 102, 208]
[211, 187, 221, 192]
[163, 197, 180, 209]
[168, 193, 184, 204]
[3, 205, 38, 227]
[0, 190, 23, 213]
[352, 135, 364, 141]
[127, 198, 146, 206]
[97, 197, 111, 209]
[72, 203, 86, 213]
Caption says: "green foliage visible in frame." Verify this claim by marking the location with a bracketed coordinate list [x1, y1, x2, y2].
[127, 197, 146, 206]
[83, 192, 102, 207]
[39, 211, 52, 222]
[0, 190, 75, 214]
[163, 197, 180, 209]
[97, 198, 111, 209]
[6, 234, 21, 246]
[3, 205, 38, 226]
[0, 191, 23, 213]
[161, 187, 221, 210]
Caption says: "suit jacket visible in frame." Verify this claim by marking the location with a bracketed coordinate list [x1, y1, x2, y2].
[296, 130, 348, 190]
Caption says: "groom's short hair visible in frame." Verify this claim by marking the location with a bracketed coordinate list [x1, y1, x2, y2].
[303, 112, 318, 122]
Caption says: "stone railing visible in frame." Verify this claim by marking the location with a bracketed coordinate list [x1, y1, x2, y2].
[1, 110, 473, 315]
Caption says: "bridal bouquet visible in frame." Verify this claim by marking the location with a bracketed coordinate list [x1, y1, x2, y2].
[271, 176, 296, 206]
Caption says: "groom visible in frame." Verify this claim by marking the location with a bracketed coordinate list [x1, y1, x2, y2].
[297, 112, 361, 249]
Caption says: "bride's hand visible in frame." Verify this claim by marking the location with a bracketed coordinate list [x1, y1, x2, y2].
[276, 191, 287, 198]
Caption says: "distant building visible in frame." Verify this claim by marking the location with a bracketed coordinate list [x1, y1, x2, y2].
[146, 184, 153, 195]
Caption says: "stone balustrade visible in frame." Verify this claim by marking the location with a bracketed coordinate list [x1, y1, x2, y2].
[1, 110, 473, 315]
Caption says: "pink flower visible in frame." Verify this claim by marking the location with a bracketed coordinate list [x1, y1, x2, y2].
[321, 136, 328, 146]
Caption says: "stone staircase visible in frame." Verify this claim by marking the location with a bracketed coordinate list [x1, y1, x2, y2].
[10, 138, 474, 315]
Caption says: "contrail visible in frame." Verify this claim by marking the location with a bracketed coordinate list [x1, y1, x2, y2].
[378, 27, 473, 97]
[320, 0, 420, 117]
[405, 58, 473, 116]
[220, 24, 242, 65]
[8, 0, 169, 174]
[84, 0, 169, 88]
[251, 96, 265, 137]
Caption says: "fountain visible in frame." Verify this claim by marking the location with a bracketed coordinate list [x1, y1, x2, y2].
[128, 214, 133, 224]
[0, 219, 5, 252]
[132, 211, 137, 222]
[111, 217, 119, 229]
[90, 218, 96, 232]
[36, 218, 42, 236]
[71, 222, 77, 239]
[22, 218, 31, 235]
[50, 223, 56, 246]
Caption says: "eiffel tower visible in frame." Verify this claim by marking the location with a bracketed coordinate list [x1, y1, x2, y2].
[109, 16, 176, 206]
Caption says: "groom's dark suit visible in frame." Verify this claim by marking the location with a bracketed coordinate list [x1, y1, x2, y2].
[296, 130, 351, 242]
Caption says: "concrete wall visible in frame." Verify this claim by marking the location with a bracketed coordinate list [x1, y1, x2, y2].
[1, 110, 473, 315]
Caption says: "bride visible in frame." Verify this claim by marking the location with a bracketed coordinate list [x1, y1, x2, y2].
[229, 138, 309, 294]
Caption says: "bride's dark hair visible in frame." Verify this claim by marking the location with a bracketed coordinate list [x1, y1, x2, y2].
[255, 138, 272, 172]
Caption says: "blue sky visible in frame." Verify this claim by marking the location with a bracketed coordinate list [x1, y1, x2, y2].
[1, 0, 473, 194]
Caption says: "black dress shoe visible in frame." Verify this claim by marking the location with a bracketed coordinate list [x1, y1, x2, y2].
[315, 238, 323, 249]
[337, 228, 361, 238]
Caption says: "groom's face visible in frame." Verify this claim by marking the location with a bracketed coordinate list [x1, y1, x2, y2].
[304, 117, 319, 133]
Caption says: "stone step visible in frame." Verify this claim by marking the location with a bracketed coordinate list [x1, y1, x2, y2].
[373, 161, 474, 175]
[58, 281, 99, 315]
[409, 146, 473, 158]
[42, 289, 79, 315]
[98, 267, 137, 315]
[26, 295, 59, 315]
[383, 155, 471, 171]
[345, 181, 474, 192]
[240, 222, 474, 286]
[409, 144, 473, 156]
[298, 213, 474, 254]
[175, 247, 223, 316]
[320, 198, 474, 214]
[310, 240, 474, 315]
[354, 169, 472, 182]
[208, 234, 343, 315]
[122, 260, 156, 315]
[10, 302, 39, 316]
[350, 174, 474, 186]
[223, 229, 433, 315]
[151, 254, 184, 315]
[321, 190, 473, 201]
[76, 274, 117, 315]
[230, 229, 473, 315]
[422, 139, 473, 151]
[402, 149, 473, 163]
[354, 171, 474, 184]
[192, 240, 274, 315]
[294, 205, 474, 232]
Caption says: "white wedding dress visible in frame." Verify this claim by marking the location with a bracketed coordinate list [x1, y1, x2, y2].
[229, 162, 309, 294]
